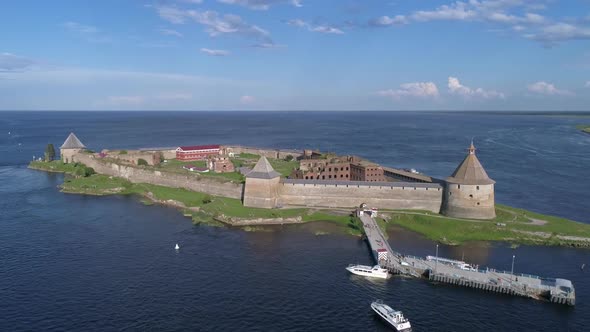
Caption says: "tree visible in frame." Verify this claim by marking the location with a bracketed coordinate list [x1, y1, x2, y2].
[285, 154, 294, 162]
[44, 144, 56, 161]
[137, 158, 148, 166]
[202, 195, 213, 204]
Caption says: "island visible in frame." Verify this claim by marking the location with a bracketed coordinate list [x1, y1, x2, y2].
[576, 124, 590, 134]
[29, 132, 590, 248]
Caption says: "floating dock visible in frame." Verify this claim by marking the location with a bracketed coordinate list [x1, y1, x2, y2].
[358, 213, 576, 306]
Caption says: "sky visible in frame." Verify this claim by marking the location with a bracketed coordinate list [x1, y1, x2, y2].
[1, 0, 590, 111]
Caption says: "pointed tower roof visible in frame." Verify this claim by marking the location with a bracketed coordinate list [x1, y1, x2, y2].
[60, 132, 85, 149]
[246, 156, 281, 179]
[446, 142, 495, 185]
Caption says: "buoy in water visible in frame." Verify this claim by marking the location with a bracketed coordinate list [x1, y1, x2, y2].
[175, 243, 180, 250]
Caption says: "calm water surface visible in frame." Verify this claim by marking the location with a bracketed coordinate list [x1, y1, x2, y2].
[0, 111, 589, 331]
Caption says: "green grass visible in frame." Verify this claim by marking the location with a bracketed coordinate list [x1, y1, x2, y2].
[237, 152, 260, 159]
[154, 159, 245, 183]
[268, 159, 299, 177]
[29, 160, 81, 173]
[382, 205, 590, 246]
[62, 174, 132, 195]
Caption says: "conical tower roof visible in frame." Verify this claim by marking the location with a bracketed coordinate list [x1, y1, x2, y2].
[247, 156, 281, 179]
[60, 132, 85, 149]
[446, 142, 495, 185]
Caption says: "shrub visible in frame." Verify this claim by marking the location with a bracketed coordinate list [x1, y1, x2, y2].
[137, 158, 148, 166]
[202, 195, 213, 204]
[84, 167, 95, 177]
[119, 150, 128, 155]
[285, 154, 294, 161]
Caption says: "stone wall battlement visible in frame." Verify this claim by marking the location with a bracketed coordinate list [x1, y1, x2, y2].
[74, 153, 243, 199]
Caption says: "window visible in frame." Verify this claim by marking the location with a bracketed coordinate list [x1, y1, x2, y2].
[329, 175, 332, 179]
[476, 186, 480, 190]
[477, 202, 480, 205]
[329, 168, 332, 171]
[458, 184, 461, 189]
[322, 175, 325, 179]
[469, 194, 473, 198]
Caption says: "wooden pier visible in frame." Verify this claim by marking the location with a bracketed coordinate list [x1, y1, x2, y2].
[358, 213, 576, 306]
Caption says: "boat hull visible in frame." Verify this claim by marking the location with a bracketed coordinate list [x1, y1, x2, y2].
[346, 266, 389, 279]
[371, 303, 411, 331]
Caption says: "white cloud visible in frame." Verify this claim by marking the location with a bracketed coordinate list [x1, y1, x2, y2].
[412, 2, 478, 22]
[62, 22, 110, 43]
[448, 77, 505, 99]
[0, 53, 35, 72]
[585, 81, 590, 88]
[158, 28, 183, 37]
[376, 82, 439, 100]
[156, 93, 193, 101]
[287, 19, 344, 34]
[240, 95, 255, 104]
[370, 15, 408, 26]
[63, 21, 98, 34]
[311, 26, 344, 34]
[154, 6, 272, 42]
[200, 48, 230, 56]
[251, 42, 285, 49]
[217, 0, 302, 10]
[107, 95, 145, 106]
[525, 23, 590, 42]
[527, 81, 573, 96]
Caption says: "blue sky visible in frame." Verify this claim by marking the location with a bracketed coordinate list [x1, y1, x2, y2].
[1, 0, 590, 111]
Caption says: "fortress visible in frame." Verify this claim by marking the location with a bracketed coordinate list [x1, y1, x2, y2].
[60, 133, 496, 220]
[243, 142, 495, 219]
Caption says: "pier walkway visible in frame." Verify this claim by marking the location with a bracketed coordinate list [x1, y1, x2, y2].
[358, 213, 576, 306]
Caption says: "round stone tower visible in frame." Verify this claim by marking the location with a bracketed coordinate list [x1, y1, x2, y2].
[442, 142, 496, 219]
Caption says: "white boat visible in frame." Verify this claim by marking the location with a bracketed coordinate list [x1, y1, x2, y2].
[371, 300, 411, 331]
[175, 243, 180, 250]
[346, 264, 389, 279]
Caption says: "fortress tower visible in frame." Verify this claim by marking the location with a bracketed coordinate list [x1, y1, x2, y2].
[442, 142, 496, 219]
[60, 132, 85, 163]
[243, 156, 281, 208]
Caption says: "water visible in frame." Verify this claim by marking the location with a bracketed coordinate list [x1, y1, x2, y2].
[0, 111, 589, 331]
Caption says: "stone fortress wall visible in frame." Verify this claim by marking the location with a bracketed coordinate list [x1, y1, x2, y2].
[74, 153, 243, 199]
[277, 180, 443, 212]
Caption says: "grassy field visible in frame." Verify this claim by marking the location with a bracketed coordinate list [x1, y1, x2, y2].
[29, 160, 81, 173]
[155, 159, 245, 183]
[381, 204, 590, 246]
[268, 159, 299, 177]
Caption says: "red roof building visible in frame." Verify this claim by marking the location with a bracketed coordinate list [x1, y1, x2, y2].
[176, 145, 221, 161]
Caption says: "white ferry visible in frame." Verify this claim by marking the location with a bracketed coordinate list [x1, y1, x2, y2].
[346, 264, 389, 279]
[371, 300, 411, 331]
[426, 255, 478, 271]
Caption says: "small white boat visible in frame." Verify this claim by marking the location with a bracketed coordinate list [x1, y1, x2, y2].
[175, 243, 180, 250]
[346, 264, 389, 279]
[371, 300, 411, 331]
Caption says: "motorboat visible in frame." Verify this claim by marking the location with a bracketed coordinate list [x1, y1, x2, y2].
[371, 300, 411, 331]
[346, 264, 389, 279]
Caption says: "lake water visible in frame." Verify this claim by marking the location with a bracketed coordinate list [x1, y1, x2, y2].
[0, 111, 589, 331]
